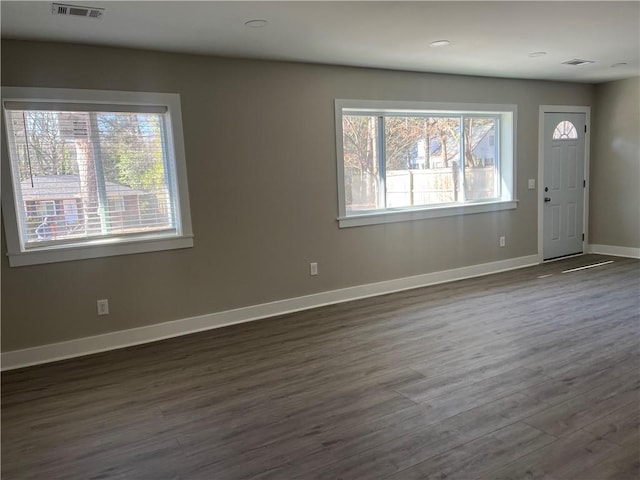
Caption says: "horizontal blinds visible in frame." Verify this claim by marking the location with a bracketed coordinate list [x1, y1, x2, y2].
[4, 101, 168, 114]
[6, 107, 176, 248]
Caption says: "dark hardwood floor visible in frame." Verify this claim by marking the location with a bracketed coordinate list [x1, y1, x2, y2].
[2, 254, 639, 479]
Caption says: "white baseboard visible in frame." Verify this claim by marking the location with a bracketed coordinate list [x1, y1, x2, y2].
[587, 244, 640, 259]
[1, 255, 538, 371]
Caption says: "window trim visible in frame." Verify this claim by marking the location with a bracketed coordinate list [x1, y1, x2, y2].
[335, 99, 518, 228]
[1, 87, 194, 267]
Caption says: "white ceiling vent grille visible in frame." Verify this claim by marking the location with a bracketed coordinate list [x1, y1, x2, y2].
[561, 59, 595, 66]
[51, 3, 104, 19]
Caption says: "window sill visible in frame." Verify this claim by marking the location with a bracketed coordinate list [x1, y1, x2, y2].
[338, 200, 518, 228]
[7, 235, 194, 267]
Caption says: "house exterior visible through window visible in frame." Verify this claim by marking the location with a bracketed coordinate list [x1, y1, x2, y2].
[2, 87, 193, 266]
[335, 100, 517, 227]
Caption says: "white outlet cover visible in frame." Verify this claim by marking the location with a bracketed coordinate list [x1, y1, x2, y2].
[97, 299, 109, 315]
[528, 179, 536, 190]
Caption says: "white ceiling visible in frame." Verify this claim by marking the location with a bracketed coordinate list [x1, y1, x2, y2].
[2, 1, 639, 83]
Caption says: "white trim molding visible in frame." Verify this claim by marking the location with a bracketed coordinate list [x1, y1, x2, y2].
[1, 254, 538, 370]
[588, 244, 640, 259]
[338, 200, 518, 228]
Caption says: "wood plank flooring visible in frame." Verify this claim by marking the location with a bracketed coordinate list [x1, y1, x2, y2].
[2, 254, 639, 479]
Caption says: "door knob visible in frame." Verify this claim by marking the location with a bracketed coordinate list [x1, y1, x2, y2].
[544, 197, 551, 203]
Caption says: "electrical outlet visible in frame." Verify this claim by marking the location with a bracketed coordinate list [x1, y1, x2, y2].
[499, 236, 506, 247]
[97, 299, 109, 316]
[310, 262, 318, 276]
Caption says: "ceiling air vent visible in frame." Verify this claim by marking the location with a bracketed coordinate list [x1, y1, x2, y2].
[51, 3, 105, 19]
[562, 59, 594, 66]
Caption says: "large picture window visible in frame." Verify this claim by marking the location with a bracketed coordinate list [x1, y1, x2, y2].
[2, 87, 193, 266]
[335, 100, 517, 227]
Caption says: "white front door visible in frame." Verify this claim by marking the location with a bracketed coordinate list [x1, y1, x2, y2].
[543, 112, 586, 260]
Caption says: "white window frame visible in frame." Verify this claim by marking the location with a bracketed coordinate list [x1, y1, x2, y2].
[38, 200, 57, 218]
[108, 197, 126, 213]
[335, 99, 518, 228]
[1, 87, 194, 267]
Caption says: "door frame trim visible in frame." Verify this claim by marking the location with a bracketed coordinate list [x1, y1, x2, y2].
[538, 105, 591, 263]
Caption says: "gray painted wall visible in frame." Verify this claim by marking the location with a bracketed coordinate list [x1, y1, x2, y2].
[1, 40, 596, 351]
[590, 77, 640, 248]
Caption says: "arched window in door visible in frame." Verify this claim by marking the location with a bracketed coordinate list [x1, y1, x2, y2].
[553, 121, 578, 140]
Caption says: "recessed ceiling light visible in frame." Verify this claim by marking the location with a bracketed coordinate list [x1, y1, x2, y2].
[430, 40, 451, 48]
[611, 62, 628, 68]
[244, 19, 268, 28]
[528, 52, 547, 58]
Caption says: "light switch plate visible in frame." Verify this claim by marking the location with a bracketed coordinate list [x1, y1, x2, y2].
[528, 179, 536, 190]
